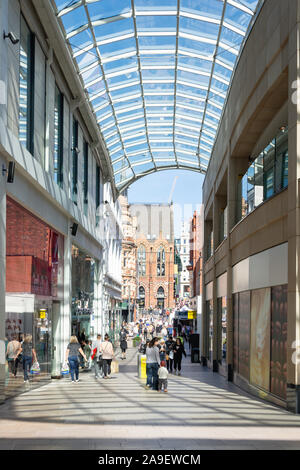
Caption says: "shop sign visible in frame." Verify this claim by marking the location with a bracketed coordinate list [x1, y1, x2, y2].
[178, 312, 188, 320]
[188, 310, 197, 320]
[39, 309, 47, 319]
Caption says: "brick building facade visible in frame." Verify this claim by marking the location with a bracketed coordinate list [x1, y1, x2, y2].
[130, 203, 175, 312]
[136, 236, 175, 311]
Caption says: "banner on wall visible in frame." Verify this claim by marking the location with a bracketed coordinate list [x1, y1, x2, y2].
[238, 291, 251, 381]
[250, 288, 271, 391]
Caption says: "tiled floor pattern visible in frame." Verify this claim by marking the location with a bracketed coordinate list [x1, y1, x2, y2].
[1, 346, 300, 450]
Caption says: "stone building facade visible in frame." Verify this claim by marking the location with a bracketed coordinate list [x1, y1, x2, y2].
[120, 192, 137, 322]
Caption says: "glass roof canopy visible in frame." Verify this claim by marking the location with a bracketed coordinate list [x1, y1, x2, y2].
[53, 0, 261, 193]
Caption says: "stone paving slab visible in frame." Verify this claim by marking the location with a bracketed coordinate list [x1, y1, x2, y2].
[1, 345, 300, 449]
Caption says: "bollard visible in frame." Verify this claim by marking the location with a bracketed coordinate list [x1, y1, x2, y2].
[140, 355, 147, 379]
[137, 353, 147, 379]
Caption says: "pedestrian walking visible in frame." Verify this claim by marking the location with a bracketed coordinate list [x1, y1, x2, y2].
[65, 336, 87, 383]
[143, 326, 148, 340]
[165, 335, 175, 373]
[6, 335, 21, 378]
[100, 334, 115, 379]
[173, 338, 186, 376]
[20, 334, 37, 383]
[91, 334, 103, 379]
[161, 326, 168, 340]
[83, 339, 92, 369]
[120, 328, 128, 360]
[159, 339, 166, 362]
[145, 337, 160, 391]
[158, 360, 168, 393]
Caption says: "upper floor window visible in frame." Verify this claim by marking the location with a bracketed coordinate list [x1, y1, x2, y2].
[157, 245, 165, 276]
[237, 127, 288, 224]
[95, 164, 102, 225]
[54, 85, 64, 187]
[19, 16, 35, 154]
[72, 119, 79, 204]
[83, 140, 88, 215]
[138, 245, 146, 276]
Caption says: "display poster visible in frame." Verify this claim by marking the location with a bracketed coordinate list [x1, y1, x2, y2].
[233, 293, 239, 372]
[238, 291, 251, 380]
[270, 285, 287, 399]
[250, 288, 271, 391]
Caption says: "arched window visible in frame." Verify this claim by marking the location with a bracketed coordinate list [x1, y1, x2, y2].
[157, 245, 165, 276]
[157, 286, 165, 309]
[139, 286, 145, 299]
[157, 286, 164, 298]
[139, 285, 145, 308]
[138, 245, 146, 276]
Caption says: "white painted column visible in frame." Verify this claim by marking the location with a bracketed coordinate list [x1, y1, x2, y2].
[0, 172, 6, 403]
[0, 0, 8, 403]
[61, 226, 72, 362]
[0, 0, 8, 126]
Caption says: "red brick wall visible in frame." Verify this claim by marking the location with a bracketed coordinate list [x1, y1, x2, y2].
[6, 197, 61, 296]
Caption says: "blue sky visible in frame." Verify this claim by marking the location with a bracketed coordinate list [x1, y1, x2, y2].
[128, 169, 205, 237]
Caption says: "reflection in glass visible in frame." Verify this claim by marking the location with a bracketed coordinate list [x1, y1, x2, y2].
[217, 296, 227, 366]
[236, 128, 288, 224]
[19, 16, 34, 153]
[54, 85, 64, 187]
[71, 246, 95, 339]
[138, 245, 146, 276]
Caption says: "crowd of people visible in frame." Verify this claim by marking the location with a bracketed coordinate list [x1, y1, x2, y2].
[136, 315, 191, 393]
[6, 315, 192, 389]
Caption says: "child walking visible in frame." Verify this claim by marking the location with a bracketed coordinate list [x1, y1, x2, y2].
[158, 360, 168, 393]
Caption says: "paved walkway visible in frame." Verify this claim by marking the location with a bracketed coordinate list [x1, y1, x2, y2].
[1, 345, 300, 450]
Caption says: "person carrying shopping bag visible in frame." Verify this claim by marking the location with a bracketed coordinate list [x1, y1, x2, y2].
[6, 335, 21, 378]
[100, 334, 115, 379]
[19, 334, 37, 383]
[65, 336, 87, 383]
[91, 334, 103, 379]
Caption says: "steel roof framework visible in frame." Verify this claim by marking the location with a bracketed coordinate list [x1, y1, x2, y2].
[53, 0, 261, 193]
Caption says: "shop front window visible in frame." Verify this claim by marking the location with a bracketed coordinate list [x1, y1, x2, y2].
[206, 300, 213, 363]
[71, 246, 95, 341]
[5, 197, 64, 399]
[217, 297, 227, 366]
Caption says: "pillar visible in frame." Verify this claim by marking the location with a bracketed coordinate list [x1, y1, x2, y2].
[0, 173, 6, 403]
[61, 225, 72, 363]
[226, 154, 247, 381]
[0, 0, 8, 403]
[287, 2, 300, 412]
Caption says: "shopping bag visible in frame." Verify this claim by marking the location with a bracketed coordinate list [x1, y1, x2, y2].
[61, 362, 69, 376]
[30, 361, 40, 375]
[111, 359, 119, 374]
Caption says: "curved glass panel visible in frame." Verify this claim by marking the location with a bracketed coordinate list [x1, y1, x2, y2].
[54, 0, 262, 192]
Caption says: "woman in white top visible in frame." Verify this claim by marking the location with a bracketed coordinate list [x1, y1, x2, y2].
[100, 334, 115, 379]
[6, 335, 21, 377]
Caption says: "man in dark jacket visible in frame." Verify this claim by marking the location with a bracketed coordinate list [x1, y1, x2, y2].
[173, 338, 186, 376]
[165, 335, 175, 373]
